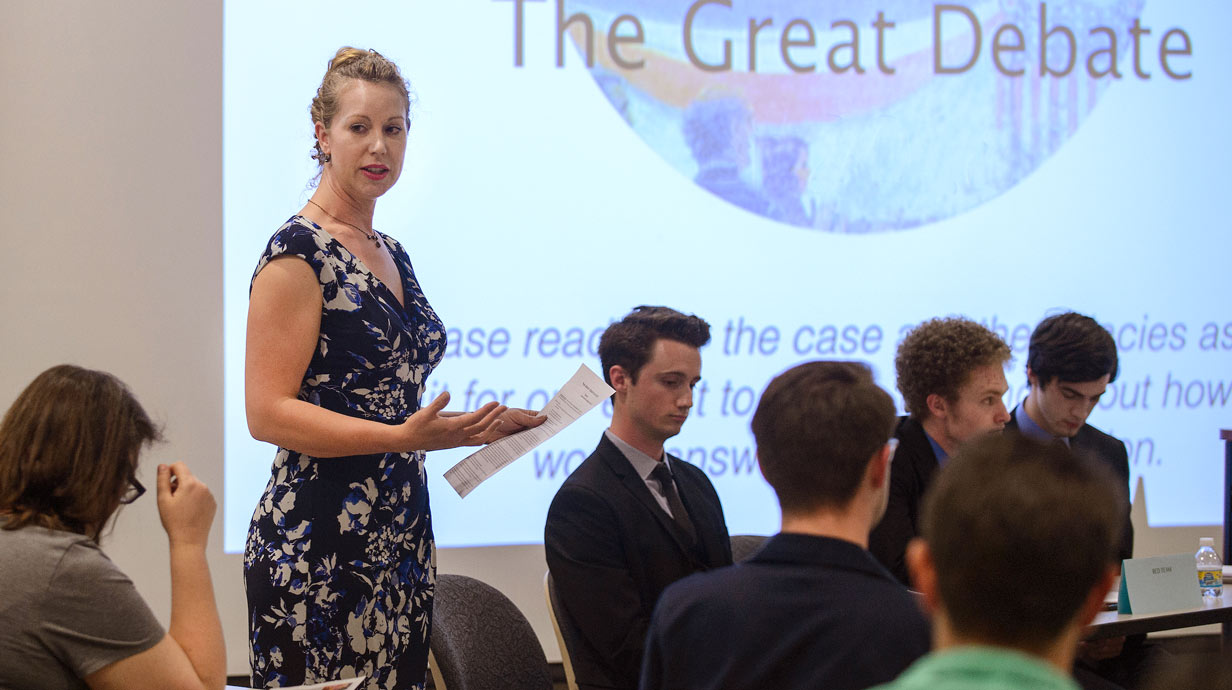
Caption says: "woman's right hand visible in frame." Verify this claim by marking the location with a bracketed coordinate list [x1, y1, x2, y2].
[398, 391, 508, 451]
[156, 462, 216, 549]
[89, 462, 225, 690]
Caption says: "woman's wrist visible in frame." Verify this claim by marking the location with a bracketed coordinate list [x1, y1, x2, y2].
[167, 539, 210, 554]
[381, 416, 417, 453]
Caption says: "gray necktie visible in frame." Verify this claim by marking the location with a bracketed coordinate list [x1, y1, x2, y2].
[650, 462, 696, 542]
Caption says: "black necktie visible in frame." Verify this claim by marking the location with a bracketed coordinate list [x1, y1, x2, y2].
[651, 462, 696, 542]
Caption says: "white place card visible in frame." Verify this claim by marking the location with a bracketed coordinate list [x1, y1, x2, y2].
[1118, 554, 1203, 615]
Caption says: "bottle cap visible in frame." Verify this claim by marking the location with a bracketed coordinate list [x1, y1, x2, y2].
[1200, 537, 1214, 546]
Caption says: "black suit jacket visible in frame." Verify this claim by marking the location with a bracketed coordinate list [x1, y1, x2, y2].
[1005, 407, 1135, 563]
[868, 416, 937, 586]
[544, 434, 732, 690]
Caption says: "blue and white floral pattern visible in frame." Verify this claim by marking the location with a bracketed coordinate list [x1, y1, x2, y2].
[245, 217, 445, 690]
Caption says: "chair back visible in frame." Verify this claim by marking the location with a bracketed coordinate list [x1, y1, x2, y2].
[543, 571, 581, 690]
[730, 534, 769, 562]
[429, 573, 553, 690]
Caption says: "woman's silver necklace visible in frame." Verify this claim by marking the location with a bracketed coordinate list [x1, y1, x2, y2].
[307, 198, 382, 248]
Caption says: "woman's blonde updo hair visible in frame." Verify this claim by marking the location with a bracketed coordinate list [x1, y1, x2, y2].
[311, 47, 413, 165]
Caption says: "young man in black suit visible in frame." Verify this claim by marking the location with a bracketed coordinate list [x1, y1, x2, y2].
[869, 317, 1012, 585]
[640, 361, 930, 690]
[1007, 312, 1152, 688]
[545, 306, 732, 690]
[1006, 312, 1132, 561]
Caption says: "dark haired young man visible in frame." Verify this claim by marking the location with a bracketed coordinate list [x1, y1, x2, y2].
[639, 361, 929, 690]
[869, 317, 1012, 585]
[872, 434, 1125, 690]
[545, 306, 732, 690]
[1007, 312, 1131, 560]
[1007, 312, 1147, 688]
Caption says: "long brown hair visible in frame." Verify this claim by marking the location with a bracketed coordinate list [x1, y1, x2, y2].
[0, 365, 161, 541]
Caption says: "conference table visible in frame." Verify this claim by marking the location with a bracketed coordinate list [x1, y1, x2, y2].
[1082, 429, 1232, 643]
[1087, 592, 1232, 643]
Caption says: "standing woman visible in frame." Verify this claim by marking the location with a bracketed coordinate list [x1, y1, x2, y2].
[244, 48, 542, 689]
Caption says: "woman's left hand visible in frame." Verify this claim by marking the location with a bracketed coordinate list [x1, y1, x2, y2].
[489, 407, 548, 440]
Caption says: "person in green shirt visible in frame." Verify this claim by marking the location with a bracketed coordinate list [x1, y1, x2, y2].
[873, 433, 1124, 690]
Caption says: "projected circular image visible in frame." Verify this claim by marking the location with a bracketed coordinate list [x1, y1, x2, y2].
[567, 0, 1145, 232]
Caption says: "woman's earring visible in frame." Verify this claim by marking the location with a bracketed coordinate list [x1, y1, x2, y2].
[311, 149, 331, 163]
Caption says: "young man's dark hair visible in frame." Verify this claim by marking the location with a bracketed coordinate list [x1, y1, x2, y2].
[1007, 311, 1144, 689]
[895, 317, 1011, 421]
[1009, 311, 1132, 562]
[752, 361, 897, 514]
[597, 306, 711, 386]
[1026, 312, 1118, 386]
[919, 433, 1124, 649]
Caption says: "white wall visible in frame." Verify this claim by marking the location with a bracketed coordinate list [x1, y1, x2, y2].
[1, 0, 1222, 677]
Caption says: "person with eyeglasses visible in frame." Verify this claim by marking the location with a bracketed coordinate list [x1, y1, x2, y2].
[0, 365, 224, 690]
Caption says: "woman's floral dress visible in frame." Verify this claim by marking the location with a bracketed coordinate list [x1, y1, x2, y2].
[245, 216, 445, 690]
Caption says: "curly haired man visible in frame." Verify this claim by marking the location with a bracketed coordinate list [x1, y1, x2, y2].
[868, 317, 1011, 585]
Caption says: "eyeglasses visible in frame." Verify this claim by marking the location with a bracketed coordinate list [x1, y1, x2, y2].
[120, 477, 146, 505]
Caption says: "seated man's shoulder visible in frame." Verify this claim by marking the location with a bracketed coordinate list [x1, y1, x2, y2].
[1073, 423, 1130, 471]
[653, 556, 929, 664]
[652, 564, 746, 626]
[834, 579, 931, 659]
[893, 417, 931, 457]
[808, 546, 929, 633]
[1077, 422, 1126, 450]
[548, 446, 615, 501]
[668, 559, 744, 593]
[544, 451, 624, 543]
[867, 577, 929, 622]
[547, 470, 610, 520]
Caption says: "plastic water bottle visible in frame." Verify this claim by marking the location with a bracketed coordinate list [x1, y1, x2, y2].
[1196, 537, 1223, 598]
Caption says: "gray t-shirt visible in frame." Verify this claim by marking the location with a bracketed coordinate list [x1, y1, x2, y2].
[0, 523, 165, 689]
